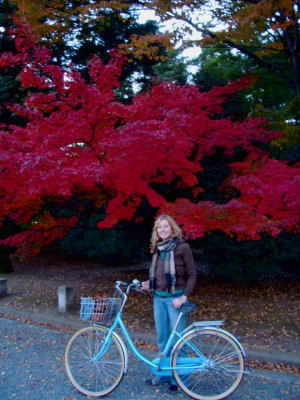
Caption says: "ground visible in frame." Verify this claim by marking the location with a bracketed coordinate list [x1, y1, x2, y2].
[1, 253, 299, 375]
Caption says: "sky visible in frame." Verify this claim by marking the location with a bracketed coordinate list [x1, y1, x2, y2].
[136, 9, 202, 61]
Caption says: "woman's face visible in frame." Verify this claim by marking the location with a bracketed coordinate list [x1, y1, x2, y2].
[157, 219, 173, 241]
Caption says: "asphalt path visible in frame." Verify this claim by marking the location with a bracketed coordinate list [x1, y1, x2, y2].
[0, 317, 299, 400]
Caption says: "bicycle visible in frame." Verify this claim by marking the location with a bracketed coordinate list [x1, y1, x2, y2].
[65, 279, 247, 400]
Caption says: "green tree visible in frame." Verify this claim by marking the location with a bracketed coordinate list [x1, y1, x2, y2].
[151, 48, 190, 85]
[193, 46, 300, 143]
[192, 48, 252, 121]
[141, 0, 300, 101]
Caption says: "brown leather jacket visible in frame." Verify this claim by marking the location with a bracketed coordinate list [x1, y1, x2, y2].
[154, 241, 197, 297]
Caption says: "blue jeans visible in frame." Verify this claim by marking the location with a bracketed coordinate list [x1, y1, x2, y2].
[153, 295, 187, 384]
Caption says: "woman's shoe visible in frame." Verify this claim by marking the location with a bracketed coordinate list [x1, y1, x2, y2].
[167, 384, 179, 394]
[145, 377, 170, 386]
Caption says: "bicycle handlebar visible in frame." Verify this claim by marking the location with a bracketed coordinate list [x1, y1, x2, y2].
[115, 279, 147, 296]
[115, 280, 128, 287]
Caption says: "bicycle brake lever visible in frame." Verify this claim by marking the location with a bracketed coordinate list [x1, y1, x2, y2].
[133, 287, 147, 296]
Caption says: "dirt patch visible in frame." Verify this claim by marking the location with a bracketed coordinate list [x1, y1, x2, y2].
[1, 254, 299, 358]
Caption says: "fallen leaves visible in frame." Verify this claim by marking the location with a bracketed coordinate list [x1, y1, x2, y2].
[1, 254, 299, 378]
[249, 360, 300, 376]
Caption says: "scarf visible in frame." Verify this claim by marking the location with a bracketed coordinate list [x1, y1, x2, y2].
[149, 237, 178, 295]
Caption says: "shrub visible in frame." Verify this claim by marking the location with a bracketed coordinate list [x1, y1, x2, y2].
[59, 215, 147, 263]
[0, 245, 13, 273]
[192, 231, 300, 283]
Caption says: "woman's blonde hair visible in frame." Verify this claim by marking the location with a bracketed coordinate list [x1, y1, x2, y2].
[150, 214, 183, 253]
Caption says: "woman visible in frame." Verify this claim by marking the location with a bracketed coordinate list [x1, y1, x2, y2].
[142, 214, 197, 394]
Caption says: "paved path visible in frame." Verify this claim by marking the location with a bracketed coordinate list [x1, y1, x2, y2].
[0, 317, 299, 400]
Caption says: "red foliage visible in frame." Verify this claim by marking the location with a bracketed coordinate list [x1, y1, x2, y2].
[0, 18, 299, 256]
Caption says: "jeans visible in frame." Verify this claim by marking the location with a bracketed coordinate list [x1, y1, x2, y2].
[153, 295, 187, 384]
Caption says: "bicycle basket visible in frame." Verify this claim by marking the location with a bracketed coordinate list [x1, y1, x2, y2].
[80, 297, 122, 324]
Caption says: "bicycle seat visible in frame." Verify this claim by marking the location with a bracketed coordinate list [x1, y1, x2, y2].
[179, 302, 196, 314]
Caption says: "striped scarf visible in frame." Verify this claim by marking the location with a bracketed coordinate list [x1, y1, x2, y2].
[149, 237, 178, 295]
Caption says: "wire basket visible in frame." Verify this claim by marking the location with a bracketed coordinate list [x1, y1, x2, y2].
[80, 297, 122, 324]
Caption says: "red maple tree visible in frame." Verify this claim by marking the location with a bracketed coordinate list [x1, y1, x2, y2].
[0, 17, 299, 256]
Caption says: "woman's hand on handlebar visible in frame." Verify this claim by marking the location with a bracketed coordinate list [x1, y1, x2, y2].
[141, 280, 149, 291]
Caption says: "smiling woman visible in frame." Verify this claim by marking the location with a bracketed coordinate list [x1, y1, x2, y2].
[141, 214, 197, 394]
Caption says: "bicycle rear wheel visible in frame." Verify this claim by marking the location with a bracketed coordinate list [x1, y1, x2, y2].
[171, 328, 244, 400]
[65, 326, 125, 397]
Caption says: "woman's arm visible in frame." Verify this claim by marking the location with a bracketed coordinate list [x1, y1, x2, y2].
[173, 243, 197, 308]
[141, 280, 149, 291]
[181, 243, 197, 297]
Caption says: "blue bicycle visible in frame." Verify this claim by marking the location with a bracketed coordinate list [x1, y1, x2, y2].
[65, 279, 246, 399]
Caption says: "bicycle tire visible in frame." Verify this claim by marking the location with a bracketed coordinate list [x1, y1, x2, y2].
[65, 326, 125, 397]
[171, 328, 244, 400]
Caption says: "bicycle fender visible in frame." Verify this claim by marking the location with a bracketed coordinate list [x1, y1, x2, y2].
[172, 327, 246, 359]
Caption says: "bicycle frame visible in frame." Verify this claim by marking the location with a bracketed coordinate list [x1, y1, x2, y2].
[92, 308, 176, 374]
[92, 306, 224, 378]
[91, 279, 246, 378]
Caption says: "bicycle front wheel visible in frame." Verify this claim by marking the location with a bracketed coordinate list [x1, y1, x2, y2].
[65, 326, 125, 397]
[171, 329, 244, 400]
